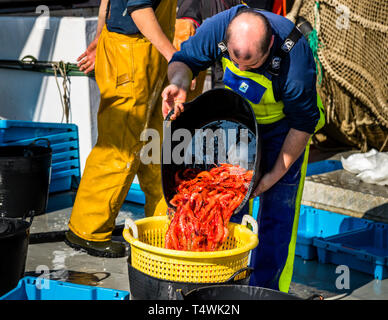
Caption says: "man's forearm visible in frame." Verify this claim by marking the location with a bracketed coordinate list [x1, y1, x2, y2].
[168, 61, 193, 92]
[253, 128, 311, 196]
[131, 7, 176, 61]
[269, 128, 311, 183]
[94, 0, 109, 42]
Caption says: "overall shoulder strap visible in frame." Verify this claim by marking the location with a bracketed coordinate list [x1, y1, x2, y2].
[267, 25, 303, 76]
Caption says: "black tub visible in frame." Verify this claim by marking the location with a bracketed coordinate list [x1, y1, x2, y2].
[128, 257, 253, 300]
[0, 212, 34, 296]
[0, 139, 52, 218]
[162, 88, 261, 216]
[176, 284, 302, 300]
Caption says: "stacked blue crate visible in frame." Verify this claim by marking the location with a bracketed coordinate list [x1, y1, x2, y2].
[0, 276, 129, 300]
[313, 222, 388, 280]
[296, 206, 371, 260]
[251, 160, 373, 260]
[0, 120, 81, 193]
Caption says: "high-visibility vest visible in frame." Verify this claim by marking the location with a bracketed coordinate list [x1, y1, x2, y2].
[219, 25, 325, 131]
[221, 57, 285, 125]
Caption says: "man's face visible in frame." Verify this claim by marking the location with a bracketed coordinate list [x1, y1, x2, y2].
[228, 35, 274, 72]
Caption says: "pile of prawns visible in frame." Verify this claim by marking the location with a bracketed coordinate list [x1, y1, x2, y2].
[165, 163, 253, 252]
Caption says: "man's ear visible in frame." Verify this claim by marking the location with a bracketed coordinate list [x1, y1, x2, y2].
[269, 35, 275, 50]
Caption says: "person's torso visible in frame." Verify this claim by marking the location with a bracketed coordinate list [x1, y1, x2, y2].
[106, 0, 162, 35]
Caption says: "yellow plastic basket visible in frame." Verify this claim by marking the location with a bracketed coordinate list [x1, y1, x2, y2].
[122, 215, 259, 283]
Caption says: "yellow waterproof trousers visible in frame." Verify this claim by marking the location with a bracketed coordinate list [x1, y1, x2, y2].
[69, 1, 176, 242]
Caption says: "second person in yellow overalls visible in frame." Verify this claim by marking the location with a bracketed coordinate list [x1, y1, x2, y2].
[65, 0, 177, 258]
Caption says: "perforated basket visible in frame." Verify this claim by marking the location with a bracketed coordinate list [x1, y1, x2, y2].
[122, 215, 258, 283]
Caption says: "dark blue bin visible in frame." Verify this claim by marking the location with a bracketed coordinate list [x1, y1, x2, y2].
[314, 223, 388, 280]
[0, 276, 130, 300]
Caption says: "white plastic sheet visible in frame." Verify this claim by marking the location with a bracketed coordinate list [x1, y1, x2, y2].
[341, 149, 388, 186]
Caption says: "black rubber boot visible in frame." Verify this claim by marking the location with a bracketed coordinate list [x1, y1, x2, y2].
[64, 230, 126, 258]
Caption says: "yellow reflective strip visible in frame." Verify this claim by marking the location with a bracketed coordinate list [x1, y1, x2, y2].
[256, 113, 285, 124]
[278, 141, 311, 293]
[315, 93, 326, 132]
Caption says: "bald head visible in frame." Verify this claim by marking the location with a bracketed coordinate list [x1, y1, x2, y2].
[225, 9, 273, 69]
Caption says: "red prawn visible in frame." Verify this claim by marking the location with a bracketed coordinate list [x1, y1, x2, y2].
[165, 163, 253, 251]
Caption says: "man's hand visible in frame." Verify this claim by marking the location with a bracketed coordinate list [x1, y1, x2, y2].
[250, 172, 277, 198]
[77, 39, 98, 74]
[250, 128, 311, 198]
[161, 84, 187, 120]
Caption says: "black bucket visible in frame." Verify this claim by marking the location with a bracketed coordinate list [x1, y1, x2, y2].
[128, 257, 253, 300]
[0, 139, 52, 218]
[0, 212, 34, 296]
[176, 284, 302, 300]
[162, 88, 261, 215]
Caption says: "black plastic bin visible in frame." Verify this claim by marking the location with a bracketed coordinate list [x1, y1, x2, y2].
[0, 139, 52, 218]
[0, 213, 34, 297]
[162, 88, 261, 216]
[177, 284, 302, 300]
[127, 257, 253, 300]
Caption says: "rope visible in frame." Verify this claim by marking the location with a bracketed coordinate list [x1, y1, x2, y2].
[0, 56, 95, 124]
[308, 1, 324, 85]
[52, 61, 71, 124]
[286, 0, 303, 22]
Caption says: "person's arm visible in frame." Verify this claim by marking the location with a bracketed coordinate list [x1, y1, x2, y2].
[161, 61, 193, 120]
[77, 0, 108, 74]
[130, 7, 177, 62]
[250, 33, 320, 196]
[161, 7, 240, 119]
[251, 128, 311, 197]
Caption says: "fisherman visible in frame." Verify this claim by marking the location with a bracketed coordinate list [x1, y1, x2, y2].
[161, 5, 325, 292]
[64, 0, 177, 258]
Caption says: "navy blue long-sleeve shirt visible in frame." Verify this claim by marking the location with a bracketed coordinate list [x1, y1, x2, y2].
[170, 5, 320, 134]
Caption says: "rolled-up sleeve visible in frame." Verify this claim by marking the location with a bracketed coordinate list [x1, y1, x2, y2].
[126, 0, 153, 14]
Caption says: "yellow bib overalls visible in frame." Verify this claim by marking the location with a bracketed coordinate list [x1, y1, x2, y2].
[68, 0, 177, 242]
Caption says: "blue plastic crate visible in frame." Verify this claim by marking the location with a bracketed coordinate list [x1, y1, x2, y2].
[305, 159, 342, 176]
[50, 169, 81, 193]
[0, 276, 129, 300]
[125, 183, 146, 204]
[0, 120, 81, 193]
[296, 206, 371, 260]
[314, 223, 388, 280]
[0, 119, 76, 144]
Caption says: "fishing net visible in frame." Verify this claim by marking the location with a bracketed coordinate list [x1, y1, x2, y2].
[291, 0, 388, 151]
